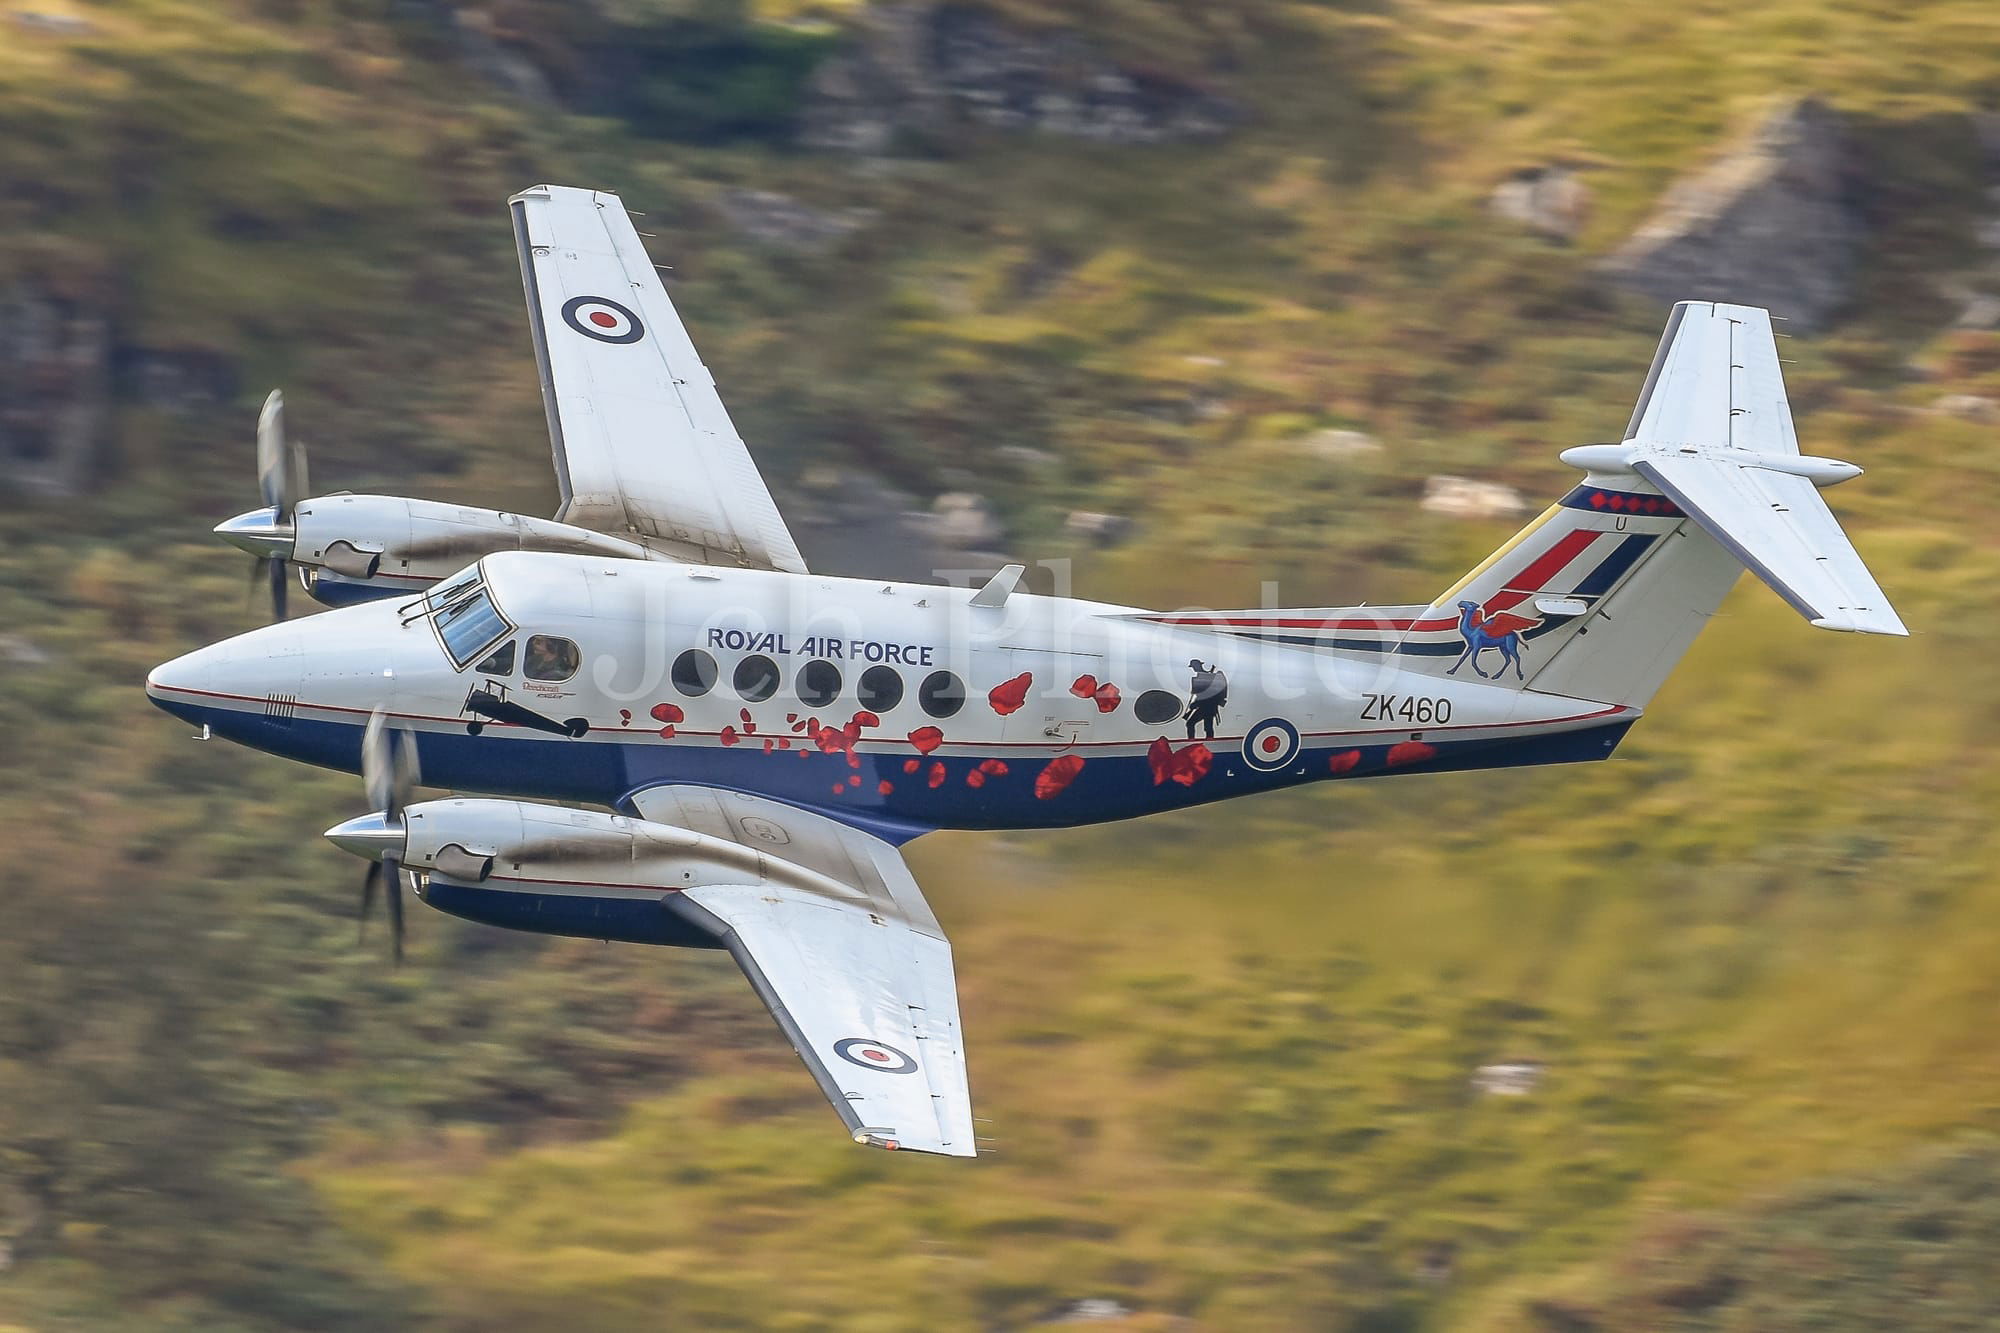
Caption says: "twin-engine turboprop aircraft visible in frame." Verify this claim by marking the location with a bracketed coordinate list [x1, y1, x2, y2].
[149, 185, 1906, 1157]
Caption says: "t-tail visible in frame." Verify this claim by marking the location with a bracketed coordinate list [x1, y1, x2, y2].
[1403, 300, 1905, 706]
[1167, 302, 1905, 709]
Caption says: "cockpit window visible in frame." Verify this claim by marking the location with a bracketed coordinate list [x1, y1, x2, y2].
[427, 564, 483, 613]
[524, 635, 580, 683]
[474, 640, 516, 676]
[434, 585, 511, 668]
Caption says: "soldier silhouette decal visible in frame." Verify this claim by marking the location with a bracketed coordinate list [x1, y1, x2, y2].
[1184, 658, 1228, 740]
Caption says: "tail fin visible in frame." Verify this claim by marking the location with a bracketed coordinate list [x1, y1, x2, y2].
[1394, 301, 1903, 704]
[1130, 303, 1903, 708]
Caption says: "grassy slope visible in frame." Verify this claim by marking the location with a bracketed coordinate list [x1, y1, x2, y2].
[2, 0, 1999, 1329]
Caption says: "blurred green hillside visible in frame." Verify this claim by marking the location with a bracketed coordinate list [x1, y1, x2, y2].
[2, 1, 1999, 1330]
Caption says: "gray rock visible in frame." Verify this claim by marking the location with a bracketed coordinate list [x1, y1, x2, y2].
[10, 10, 93, 36]
[1042, 1298, 1135, 1324]
[0, 635, 49, 666]
[1604, 98, 1861, 332]
[1061, 510, 1131, 545]
[1489, 165, 1592, 241]
[1929, 393, 2000, 423]
[928, 490, 1002, 548]
[1421, 475, 1525, 521]
[1472, 1062, 1543, 1096]
[801, 3, 1242, 154]
[713, 189, 870, 255]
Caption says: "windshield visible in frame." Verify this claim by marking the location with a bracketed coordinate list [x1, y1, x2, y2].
[432, 580, 512, 668]
[427, 563, 483, 613]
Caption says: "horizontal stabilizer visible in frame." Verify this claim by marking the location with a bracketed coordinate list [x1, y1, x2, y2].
[1630, 453, 1905, 635]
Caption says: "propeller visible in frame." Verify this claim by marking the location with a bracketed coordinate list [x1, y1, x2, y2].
[327, 709, 420, 963]
[216, 389, 309, 621]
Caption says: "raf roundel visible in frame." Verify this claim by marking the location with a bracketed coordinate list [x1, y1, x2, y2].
[560, 295, 646, 345]
[1241, 716, 1301, 772]
[833, 1037, 918, 1075]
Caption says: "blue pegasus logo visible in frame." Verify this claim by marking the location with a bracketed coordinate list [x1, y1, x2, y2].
[1448, 600, 1532, 680]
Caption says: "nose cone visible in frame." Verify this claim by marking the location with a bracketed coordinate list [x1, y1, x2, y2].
[146, 642, 221, 721]
[325, 812, 407, 862]
[146, 620, 306, 733]
[214, 506, 296, 560]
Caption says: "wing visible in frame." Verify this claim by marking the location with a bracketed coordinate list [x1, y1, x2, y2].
[629, 786, 975, 1157]
[1479, 611, 1539, 637]
[509, 184, 809, 574]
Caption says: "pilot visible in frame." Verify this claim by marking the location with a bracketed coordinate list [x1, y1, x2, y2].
[524, 636, 564, 680]
[1184, 658, 1228, 740]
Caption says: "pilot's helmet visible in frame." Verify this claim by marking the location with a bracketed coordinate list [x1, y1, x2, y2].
[1188, 658, 1204, 669]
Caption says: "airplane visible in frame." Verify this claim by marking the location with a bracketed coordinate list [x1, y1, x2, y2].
[149, 184, 1906, 1157]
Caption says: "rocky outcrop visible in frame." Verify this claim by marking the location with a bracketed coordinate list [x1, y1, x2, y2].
[0, 284, 111, 498]
[712, 189, 871, 255]
[1604, 98, 1862, 332]
[800, 3, 1241, 155]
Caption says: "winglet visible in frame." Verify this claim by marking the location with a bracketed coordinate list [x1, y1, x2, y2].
[969, 563, 1025, 608]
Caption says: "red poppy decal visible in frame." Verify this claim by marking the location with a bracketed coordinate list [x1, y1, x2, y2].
[927, 761, 948, 789]
[978, 758, 1009, 777]
[877, 780, 894, 795]
[1035, 754, 1086, 800]
[1070, 674, 1099, 699]
[1093, 682, 1121, 713]
[988, 672, 1032, 716]
[762, 738, 775, 755]
[847, 774, 861, 788]
[908, 726, 944, 755]
[718, 725, 739, 747]
[1328, 749, 1362, 774]
[1149, 737, 1213, 786]
[1386, 740, 1437, 767]
[851, 710, 880, 729]
[650, 702, 684, 725]
[619, 709, 632, 726]
[967, 769, 986, 789]
[739, 708, 753, 725]
[902, 758, 921, 774]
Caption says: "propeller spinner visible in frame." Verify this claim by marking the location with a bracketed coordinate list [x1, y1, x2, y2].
[215, 389, 309, 621]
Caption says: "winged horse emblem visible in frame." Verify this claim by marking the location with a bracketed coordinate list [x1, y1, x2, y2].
[1449, 600, 1537, 680]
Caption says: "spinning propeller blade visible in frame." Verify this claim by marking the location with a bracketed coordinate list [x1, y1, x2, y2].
[346, 709, 421, 963]
[222, 389, 310, 623]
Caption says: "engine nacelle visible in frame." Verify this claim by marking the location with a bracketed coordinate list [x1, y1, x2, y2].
[289, 495, 656, 605]
[333, 797, 856, 949]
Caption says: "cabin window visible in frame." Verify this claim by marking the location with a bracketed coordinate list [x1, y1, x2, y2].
[473, 640, 516, 676]
[672, 648, 718, 697]
[917, 669, 966, 719]
[797, 659, 842, 708]
[1134, 689, 1183, 725]
[857, 664, 903, 713]
[524, 635, 581, 683]
[434, 587, 511, 668]
[734, 654, 781, 703]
